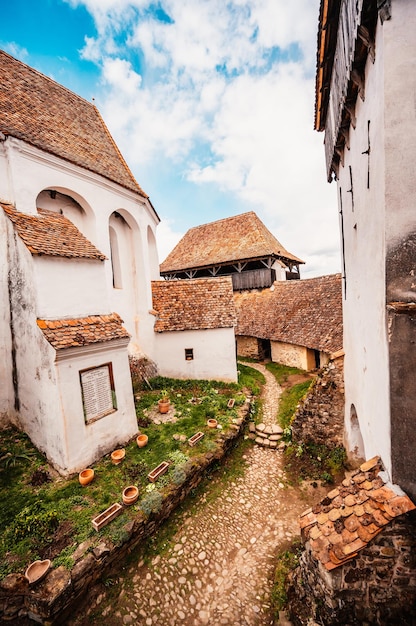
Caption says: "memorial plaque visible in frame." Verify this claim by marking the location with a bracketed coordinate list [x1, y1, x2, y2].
[81, 365, 115, 422]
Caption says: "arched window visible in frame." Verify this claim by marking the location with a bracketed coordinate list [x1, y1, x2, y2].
[109, 225, 122, 289]
[349, 404, 365, 463]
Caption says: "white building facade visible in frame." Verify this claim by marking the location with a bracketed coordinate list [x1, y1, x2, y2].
[0, 51, 160, 475]
[315, 0, 416, 499]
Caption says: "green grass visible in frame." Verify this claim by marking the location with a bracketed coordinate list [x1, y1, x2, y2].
[265, 362, 306, 385]
[270, 539, 303, 614]
[277, 380, 314, 430]
[0, 365, 261, 580]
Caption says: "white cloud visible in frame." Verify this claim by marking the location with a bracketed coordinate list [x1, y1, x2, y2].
[1, 42, 29, 61]
[68, 0, 340, 276]
[155, 218, 184, 264]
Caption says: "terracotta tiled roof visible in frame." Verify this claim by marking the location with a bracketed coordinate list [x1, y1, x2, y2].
[37, 313, 130, 349]
[160, 212, 303, 273]
[234, 274, 342, 353]
[0, 50, 147, 197]
[152, 277, 236, 332]
[300, 456, 416, 571]
[2, 203, 106, 260]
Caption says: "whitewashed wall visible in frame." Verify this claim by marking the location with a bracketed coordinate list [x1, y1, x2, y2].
[0, 137, 160, 359]
[336, 13, 390, 469]
[55, 341, 138, 475]
[155, 328, 238, 383]
[0, 212, 16, 425]
[34, 257, 109, 320]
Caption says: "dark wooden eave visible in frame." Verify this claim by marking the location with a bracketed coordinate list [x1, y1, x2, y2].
[314, 0, 379, 181]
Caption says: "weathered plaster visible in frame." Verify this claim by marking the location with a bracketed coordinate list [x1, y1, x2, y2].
[155, 328, 238, 383]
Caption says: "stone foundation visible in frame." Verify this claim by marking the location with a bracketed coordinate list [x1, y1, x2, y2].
[0, 405, 250, 625]
[291, 356, 345, 449]
[288, 512, 416, 625]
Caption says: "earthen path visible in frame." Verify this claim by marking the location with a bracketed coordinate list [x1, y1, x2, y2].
[68, 363, 317, 626]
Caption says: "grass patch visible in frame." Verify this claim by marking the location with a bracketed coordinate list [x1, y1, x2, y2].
[277, 379, 314, 430]
[0, 365, 261, 580]
[270, 539, 303, 614]
[265, 362, 306, 385]
[285, 443, 347, 485]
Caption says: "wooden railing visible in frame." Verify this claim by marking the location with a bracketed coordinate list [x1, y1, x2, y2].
[325, 0, 364, 179]
[232, 268, 275, 291]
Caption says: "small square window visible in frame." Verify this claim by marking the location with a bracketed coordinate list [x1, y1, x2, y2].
[185, 348, 193, 361]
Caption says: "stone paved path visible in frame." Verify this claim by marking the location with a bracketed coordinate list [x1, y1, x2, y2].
[68, 363, 319, 626]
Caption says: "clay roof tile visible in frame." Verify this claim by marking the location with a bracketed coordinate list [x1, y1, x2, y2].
[2, 203, 106, 260]
[37, 313, 129, 349]
[0, 50, 147, 198]
[301, 455, 416, 570]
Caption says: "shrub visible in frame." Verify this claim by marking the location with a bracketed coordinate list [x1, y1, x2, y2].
[11, 505, 59, 542]
[139, 491, 163, 516]
[171, 465, 187, 485]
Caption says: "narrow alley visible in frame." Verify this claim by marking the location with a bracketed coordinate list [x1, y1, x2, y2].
[68, 364, 320, 626]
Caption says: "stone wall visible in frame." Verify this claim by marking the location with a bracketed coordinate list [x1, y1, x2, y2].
[288, 512, 416, 625]
[0, 406, 251, 625]
[291, 356, 345, 449]
[129, 355, 158, 390]
[236, 335, 259, 360]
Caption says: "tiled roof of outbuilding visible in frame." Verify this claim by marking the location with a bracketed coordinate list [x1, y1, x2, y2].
[234, 274, 342, 353]
[160, 212, 303, 273]
[2, 203, 106, 260]
[0, 49, 147, 198]
[152, 277, 236, 332]
[300, 456, 416, 571]
[37, 313, 130, 349]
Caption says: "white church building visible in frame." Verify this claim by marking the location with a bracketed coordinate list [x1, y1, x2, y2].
[0, 50, 169, 476]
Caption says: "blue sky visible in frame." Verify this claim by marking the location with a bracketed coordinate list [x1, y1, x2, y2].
[1, 0, 339, 277]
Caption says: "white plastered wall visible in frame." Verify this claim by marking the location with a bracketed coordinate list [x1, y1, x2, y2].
[0, 212, 17, 424]
[337, 15, 391, 470]
[0, 137, 160, 360]
[155, 328, 238, 383]
[54, 340, 138, 475]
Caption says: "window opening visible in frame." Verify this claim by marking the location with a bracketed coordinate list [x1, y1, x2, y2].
[185, 348, 194, 361]
[109, 226, 122, 288]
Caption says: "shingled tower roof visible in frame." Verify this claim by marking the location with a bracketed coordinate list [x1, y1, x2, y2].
[160, 212, 303, 274]
[0, 49, 147, 198]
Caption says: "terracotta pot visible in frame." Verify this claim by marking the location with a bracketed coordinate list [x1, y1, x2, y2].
[79, 468, 95, 486]
[122, 485, 139, 506]
[137, 434, 148, 448]
[158, 399, 170, 414]
[25, 559, 51, 585]
[207, 418, 218, 428]
[111, 448, 125, 465]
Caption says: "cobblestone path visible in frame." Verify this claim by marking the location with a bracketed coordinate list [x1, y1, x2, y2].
[68, 363, 318, 626]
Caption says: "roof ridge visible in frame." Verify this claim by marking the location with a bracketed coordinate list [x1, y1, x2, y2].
[188, 211, 256, 232]
[93, 105, 148, 199]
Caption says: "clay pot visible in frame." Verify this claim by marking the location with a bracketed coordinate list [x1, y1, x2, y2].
[79, 468, 95, 486]
[122, 485, 139, 506]
[136, 434, 148, 448]
[111, 448, 125, 465]
[158, 399, 170, 414]
[207, 418, 218, 428]
[25, 559, 51, 585]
